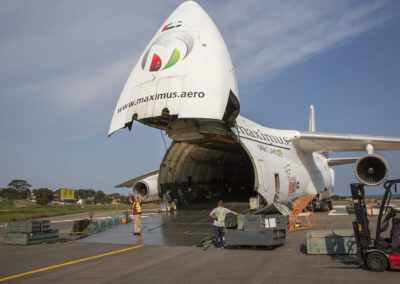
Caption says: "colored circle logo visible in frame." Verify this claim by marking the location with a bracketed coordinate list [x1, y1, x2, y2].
[141, 30, 194, 72]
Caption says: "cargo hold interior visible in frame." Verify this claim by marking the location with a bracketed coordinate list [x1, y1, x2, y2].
[158, 136, 256, 205]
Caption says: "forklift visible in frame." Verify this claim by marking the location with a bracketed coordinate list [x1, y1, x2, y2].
[351, 179, 400, 272]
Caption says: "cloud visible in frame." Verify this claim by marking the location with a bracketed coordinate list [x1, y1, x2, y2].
[1, 0, 398, 146]
[205, 0, 399, 85]
[2, 0, 397, 112]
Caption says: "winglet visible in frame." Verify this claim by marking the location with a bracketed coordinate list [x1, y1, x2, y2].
[308, 105, 316, 132]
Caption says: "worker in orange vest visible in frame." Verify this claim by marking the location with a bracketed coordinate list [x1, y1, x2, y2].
[130, 194, 142, 235]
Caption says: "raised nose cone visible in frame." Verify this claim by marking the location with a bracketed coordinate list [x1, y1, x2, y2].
[108, 1, 239, 136]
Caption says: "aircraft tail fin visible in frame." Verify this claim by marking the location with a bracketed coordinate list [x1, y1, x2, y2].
[308, 105, 328, 157]
[308, 105, 316, 132]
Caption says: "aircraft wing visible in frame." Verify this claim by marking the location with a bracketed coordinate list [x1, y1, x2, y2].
[115, 170, 159, 188]
[293, 131, 400, 152]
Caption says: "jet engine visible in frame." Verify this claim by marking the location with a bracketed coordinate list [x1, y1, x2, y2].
[354, 154, 389, 186]
[132, 174, 160, 201]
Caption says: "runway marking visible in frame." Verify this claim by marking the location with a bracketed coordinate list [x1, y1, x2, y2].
[50, 217, 116, 223]
[333, 205, 346, 208]
[0, 245, 144, 282]
[50, 214, 154, 223]
[328, 210, 348, 216]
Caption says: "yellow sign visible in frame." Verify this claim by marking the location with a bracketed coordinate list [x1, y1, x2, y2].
[60, 188, 75, 200]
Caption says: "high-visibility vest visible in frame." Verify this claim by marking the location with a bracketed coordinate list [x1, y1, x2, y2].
[134, 201, 142, 213]
[217, 208, 224, 222]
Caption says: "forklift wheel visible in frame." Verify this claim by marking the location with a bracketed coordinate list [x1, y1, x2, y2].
[366, 252, 388, 272]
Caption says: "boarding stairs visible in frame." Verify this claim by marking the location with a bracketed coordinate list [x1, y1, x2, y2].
[289, 195, 323, 232]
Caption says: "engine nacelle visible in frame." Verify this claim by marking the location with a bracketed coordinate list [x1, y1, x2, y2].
[354, 154, 389, 186]
[132, 174, 160, 201]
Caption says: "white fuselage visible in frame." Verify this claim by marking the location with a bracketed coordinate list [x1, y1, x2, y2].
[233, 115, 332, 204]
[157, 115, 333, 206]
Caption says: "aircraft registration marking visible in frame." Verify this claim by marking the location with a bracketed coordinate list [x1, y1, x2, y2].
[239, 136, 290, 150]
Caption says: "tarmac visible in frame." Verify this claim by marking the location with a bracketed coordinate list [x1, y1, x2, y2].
[1, 201, 399, 283]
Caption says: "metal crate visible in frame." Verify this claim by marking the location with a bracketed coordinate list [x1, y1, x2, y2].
[6, 220, 50, 233]
[43, 229, 59, 242]
[225, 229, 286, 246]
[306, 229, 357, 255]
[98, 220, 108, 232]
[83, 222, 99, 236]
[263, 215, 289, 231]
[241, 215, 289, 232]
[2, 229, 58, 245]
[113, 216, 121, 225]
[106, 218, 114, 228]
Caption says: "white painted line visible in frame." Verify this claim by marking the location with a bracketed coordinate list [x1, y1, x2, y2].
[51, 219, 82, 223]
[50, 216, 124, 223]
[0, 225, 6, 228]
[299, 212, 312, 216]
[129, 213, 156, 217]
[328, 210, 348, 216]
[333, 205, 347, 208]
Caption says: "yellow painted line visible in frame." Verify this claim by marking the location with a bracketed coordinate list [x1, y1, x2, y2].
[0, 245, 144, 282]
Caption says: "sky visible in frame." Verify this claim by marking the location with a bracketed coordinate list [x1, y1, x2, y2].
[1, 0, 400, 196]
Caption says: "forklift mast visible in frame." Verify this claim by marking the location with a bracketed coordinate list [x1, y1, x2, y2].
[350, 183, 371, 259]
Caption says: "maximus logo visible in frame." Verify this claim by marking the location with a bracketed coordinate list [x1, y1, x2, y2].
[141, 29, 194, 72]
[236, 125, 290, 146]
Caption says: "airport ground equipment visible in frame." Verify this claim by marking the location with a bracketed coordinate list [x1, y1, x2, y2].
[5, 220, 50, 233]
[289, 195, 324, 232]
[311, 196, 333, 212]
[2, 230, 59, 245]
[69, 219, 91, 235]
[69, 212, 96, 235]
[306, 229, 357, 255]
[225, 215, 288, 247]
[350, 180, 400, 271]
[3, 220, 58, 245]
[82, 214, 132, 236]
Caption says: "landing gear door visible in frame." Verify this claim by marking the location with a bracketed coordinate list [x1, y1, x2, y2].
[257, 159, 270, 193]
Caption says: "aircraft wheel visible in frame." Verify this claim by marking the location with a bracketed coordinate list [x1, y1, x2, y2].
[320, 200, 328, 212]
[366, 252, 388, 272]
[327, 200, 333, 211]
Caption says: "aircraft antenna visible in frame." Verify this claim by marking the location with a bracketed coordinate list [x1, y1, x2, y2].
[160, 130, 167, 152]
[309, 105, 316, 132]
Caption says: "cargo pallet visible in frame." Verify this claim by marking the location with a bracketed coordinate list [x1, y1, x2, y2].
[2, 230, 59, 245]
[225, 215, 288, 247]
[82, 215, 132, 236]
[306, 229, 357, 255]
[5, 220, 50, 233]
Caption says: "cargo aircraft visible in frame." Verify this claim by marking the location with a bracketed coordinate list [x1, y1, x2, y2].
[109, 1, 400, 212]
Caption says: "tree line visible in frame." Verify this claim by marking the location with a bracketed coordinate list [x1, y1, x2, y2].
[1, 179, 130, 205]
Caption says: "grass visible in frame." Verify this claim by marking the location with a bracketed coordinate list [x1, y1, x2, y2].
[0, 202, 160, 222]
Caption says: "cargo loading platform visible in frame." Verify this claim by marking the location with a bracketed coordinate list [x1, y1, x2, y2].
[77, 202, 249, 246]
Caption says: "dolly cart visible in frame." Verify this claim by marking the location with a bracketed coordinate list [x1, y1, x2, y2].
[351, 180, 400, 272]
